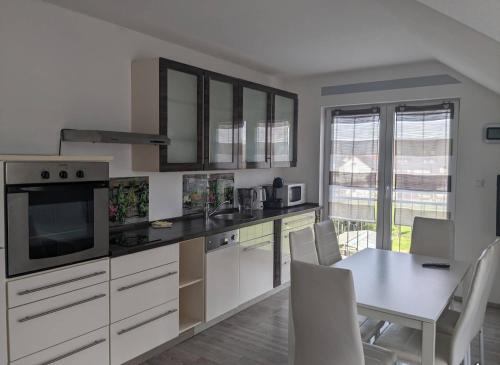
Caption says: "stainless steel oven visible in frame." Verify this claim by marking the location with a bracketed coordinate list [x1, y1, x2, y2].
[4, 161, 109, 277]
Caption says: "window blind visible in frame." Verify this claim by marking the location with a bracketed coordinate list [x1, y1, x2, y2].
[329, 108, 380, 222]
[392, 103, 453, 226]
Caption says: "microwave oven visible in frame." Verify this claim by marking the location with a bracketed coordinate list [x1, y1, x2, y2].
[275, 183, 306, 207]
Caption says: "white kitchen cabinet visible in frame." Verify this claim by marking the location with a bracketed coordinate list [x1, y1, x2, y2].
[111, 243, 178, 279]
[206, 244, 240, 322]
[8, 281, 109, 361]
[239, 234, 274, 305]
[8, 259, 109, 308]
[111, 261, 179, 323]
[11, 326, 109, 365]
[110, 299, 179, 365]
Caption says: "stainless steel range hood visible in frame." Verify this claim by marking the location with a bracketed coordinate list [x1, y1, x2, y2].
[61, 129, 170, 146]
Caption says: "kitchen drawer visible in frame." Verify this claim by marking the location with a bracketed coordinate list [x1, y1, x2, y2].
[239, 221, 273, 242]
[111, 243, 179, 279]
[8, 259, 109, 308]
[111, 261, 179, 323]
[8, 282, 109, 361]
[239, 235, 274, 304]
[282, 212, 316, 231]
[111, 299, 179, 365]
[11, 326, 109, 365]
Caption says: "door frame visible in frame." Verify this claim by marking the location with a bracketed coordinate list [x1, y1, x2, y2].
[322, 98, 459, 251]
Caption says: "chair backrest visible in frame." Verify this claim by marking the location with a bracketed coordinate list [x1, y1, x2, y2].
[290, 261, 365, 365]
[314, 220, 342, 266]
[449, 239, 500, 365]
[289, 227, 318, 264]
[410, 217, 454, 259]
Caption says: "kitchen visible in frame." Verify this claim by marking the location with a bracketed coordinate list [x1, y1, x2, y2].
[3, 1, 500, 365]
[0, 49, 318, 365]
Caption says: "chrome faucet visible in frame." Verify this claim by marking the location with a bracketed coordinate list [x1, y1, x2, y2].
[205, 200, 231, 224]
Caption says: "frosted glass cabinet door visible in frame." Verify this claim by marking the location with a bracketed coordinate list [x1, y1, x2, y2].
[272, 93, 297, 167]
[159, 60, 203, 171]
[241, 86, 271, 168]
[205, 74, 238, 169]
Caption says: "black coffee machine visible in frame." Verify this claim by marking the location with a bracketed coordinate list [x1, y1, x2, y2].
[263, 177, 285, 209]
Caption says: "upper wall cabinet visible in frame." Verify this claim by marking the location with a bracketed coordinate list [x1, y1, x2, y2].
[132, 58, 204, 172]
[239, 83, 272, 169]
[132, 57, 298, 172]
[204, 72, 239, 170]
[271, 91, 298, 167]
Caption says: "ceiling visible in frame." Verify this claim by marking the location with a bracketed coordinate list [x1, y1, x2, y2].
[416, 0, 500, 43]
[43, 0, 432, 77]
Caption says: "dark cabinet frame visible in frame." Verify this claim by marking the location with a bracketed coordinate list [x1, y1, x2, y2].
[155, 57, 297, 172]
[237, 80, 273, 169]
[203, 71, 239, 170]
[270, 90, 298, 168]
[159, 58, 204, 171]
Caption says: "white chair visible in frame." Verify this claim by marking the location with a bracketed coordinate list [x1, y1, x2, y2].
[374, 239, 500, 365]
[290, 260, 396, 365]
[410, 217, 454, 259]
[313, 220, 342, 266]
[437, 239, 500, 365]
[289, 227, 318, 265]
[314, 219, 385, 342]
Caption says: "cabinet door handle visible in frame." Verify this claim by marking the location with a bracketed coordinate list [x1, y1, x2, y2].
[117, 309, 178, 335]
[117, 271, 177, 292]
[243, 241, 272, 252]
[18, 271, 107, 296]
[18, 294, 106, 323]
[38, 338, 106, 365]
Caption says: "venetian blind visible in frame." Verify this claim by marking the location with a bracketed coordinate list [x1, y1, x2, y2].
[392, 103, 453, 226]
[329, 108, 380, 222]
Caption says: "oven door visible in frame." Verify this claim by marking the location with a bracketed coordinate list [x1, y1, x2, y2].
[6, 182, 109, 277]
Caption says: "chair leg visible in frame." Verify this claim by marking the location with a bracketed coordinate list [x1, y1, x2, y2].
[479, 326, 485, 365]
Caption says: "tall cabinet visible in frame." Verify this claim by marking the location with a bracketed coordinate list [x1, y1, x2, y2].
[132, 57, 298, 172]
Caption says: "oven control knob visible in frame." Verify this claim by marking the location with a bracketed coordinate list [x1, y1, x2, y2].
[41, 171, 50, 179]
[59, 170, 68, 179]
[76, 170, 85, 178]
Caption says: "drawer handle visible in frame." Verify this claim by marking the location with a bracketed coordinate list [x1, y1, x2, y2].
[243, 241, 272, 252]
[117, 309, 178, 335]
[117, 271, 178, 292]
[18, 294, 106, 323]
[38, 338, 106, 365]
[18, 271, 107, 296]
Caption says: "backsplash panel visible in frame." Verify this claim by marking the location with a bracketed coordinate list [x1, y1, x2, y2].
[109, 176, 149, 226]
[182, 173, 234, 216]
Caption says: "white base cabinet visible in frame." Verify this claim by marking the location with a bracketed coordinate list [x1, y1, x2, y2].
[239, 234, 274, 305]
[110, 299, 179, 365]
[11, 326, 109, 365]
[206, 245, 239, 322]
[110, 261, 179, 323]
[8, 281, 109, 361]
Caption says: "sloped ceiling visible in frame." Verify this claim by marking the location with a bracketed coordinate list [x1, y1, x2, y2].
[416, 0, 500, 43]
[44, 0, 500, 94]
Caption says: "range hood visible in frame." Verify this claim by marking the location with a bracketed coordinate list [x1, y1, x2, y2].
[61, 129, 170, 146]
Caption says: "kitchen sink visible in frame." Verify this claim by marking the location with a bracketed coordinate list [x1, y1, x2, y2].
[211, 212, 255, 221]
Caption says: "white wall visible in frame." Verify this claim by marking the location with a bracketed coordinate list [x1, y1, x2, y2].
[0, 0, 286, 220]
[282, 60, 500, 303]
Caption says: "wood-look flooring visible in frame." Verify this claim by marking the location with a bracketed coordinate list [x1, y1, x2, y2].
[141, 288, 500, 365]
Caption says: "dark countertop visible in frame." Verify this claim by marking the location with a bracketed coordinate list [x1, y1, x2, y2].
[109, 203, 321, 257]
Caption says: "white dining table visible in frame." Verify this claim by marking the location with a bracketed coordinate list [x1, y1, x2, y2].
[333, 248, 470, 365]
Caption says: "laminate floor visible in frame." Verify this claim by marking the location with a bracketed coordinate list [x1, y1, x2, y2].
[142, 289, 500, 365]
